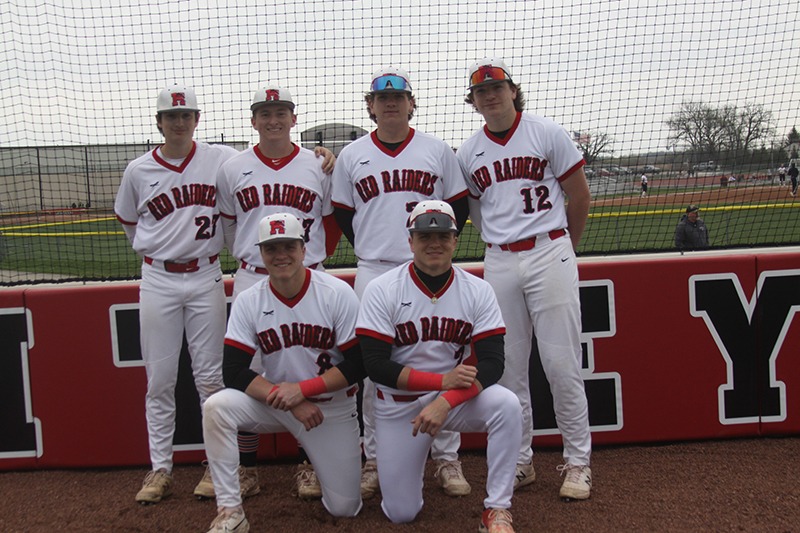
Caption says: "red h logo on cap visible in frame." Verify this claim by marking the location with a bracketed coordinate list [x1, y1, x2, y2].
[266, 89, 280, 101]
[171, 92, 186, 107]
[270, 220, 286, 235]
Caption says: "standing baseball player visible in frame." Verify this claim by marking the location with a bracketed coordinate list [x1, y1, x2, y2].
[202, 213, 365, 533]
[115, 84, 239, 504]
[212, 85, 338, 500]
[778, 164, 787, 186]
[788, 162, 799, 197]
[332, 67, 472, 499]
[640, 173, 648, 197]
[357, 200, 522, 532]
[458, 58, 593, 501]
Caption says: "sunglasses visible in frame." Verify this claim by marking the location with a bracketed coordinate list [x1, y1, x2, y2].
[371, 75, 411, 92]
[470, 66, 510, 87]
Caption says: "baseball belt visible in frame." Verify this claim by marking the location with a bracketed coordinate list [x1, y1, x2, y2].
[489, 228, 566, 252]
[144, 254, 219, 273]
[307, 385, 358, 403]
[376, 389, 425, 402]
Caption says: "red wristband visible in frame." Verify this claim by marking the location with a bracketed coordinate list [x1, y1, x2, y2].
[299, 376, 328, 398]
[406, 369, 444, 391]
[269, 385, 279, 397]
[441, 383, 480, 408]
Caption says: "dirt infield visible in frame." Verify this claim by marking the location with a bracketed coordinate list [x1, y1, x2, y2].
[592, 181, 795, 209]
[1, 436, 797, 532]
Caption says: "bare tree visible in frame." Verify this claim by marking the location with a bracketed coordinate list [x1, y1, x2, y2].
[666, 101, 774, 165]
[576, 130, 614, 167]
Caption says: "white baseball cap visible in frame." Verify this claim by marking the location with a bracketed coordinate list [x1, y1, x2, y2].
[468, 58, 513, 89]
[156, 84, 200, 113]
[251, 85, 295, 112]
[256, 213, 305, 246]
[408, 200, 457, 233]
[370, 66, 412, 93]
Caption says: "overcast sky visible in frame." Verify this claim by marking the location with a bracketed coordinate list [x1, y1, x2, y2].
[1, 0, 797, 155]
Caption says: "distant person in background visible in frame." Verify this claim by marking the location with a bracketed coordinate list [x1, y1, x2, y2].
[640, 173, 648, 197]
[778, 164, 787, 186]
[788, 163, 799, 197]
[674, 204, 709, 251]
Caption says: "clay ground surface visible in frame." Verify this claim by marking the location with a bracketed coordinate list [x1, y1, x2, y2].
[1, 436, 798, 533]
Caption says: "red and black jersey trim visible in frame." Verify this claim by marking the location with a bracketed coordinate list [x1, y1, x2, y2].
[409, 263, 454, 301]
[483, 112, 521, 147]
[269, 268, 311, 308]
[224, 338, 256, 355]
[371, 128, 415, 157]
[152, 141, 197, 172]
[253, 143, 300, 170]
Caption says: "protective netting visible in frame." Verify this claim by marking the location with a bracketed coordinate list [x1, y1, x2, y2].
[1, 0, 798, 284]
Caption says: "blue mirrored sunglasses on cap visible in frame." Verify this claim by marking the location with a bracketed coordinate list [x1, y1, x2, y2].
[371, 75, 411, 92]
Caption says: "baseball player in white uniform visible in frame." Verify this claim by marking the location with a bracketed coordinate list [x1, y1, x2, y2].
[212, 85, 339, 501]
[640, 173, 648, 197]
[457, 59, 593, 501]
[202, 213, 365, 533]
[357, 201, 522, 533]
[332, 67, 471, 499]
[115, 84, 239, 504]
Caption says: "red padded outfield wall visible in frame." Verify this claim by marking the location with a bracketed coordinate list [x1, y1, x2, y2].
[1, 249, 798, 470]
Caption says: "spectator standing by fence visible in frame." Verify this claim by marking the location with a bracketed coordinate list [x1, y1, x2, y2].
[674, 204, 709, 251]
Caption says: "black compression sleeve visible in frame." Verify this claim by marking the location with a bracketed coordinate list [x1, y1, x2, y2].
[335, 342, 368, 385]
[473, 334, 505, 389]
[333, 207, 356, 246]
[222, 344, 259, 392]
[451, 195, 470, 235]
[359, 334, 405, 388]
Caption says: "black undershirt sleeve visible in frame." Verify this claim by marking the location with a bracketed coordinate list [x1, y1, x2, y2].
[335, 342, 368, 385]
[451, 195, 470, 235]
[473, 334, 505, 389]
[333, 207, 356, 246]
[222, 344, 259, 392]
[359, 335, 405, 388]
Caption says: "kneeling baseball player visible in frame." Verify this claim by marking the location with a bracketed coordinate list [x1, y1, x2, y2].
[356, 201, 522, 533]
[202, 213, 365, 532]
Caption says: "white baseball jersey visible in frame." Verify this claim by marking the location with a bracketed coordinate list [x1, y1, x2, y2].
[225, 269, 359, 400]
[356, 262, 505, 396]
[332, 129, 468, 262]
[115, 141, 239, 260]
[641, 175, 648, 184]
[457, 112, 585, 245]
[216, 144, 333, 268]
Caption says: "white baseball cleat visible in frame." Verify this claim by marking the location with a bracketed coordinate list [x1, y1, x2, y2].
[557, 464, 592, 501]
[207, 506, 249, 533]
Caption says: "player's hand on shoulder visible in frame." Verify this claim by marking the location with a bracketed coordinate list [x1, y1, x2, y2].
[411, 397, 452, 437]
[314, 146, 336, 175]
[266, 382, 306, 411]
[290, 400, 324, 431]
[442, 364, 477, 390]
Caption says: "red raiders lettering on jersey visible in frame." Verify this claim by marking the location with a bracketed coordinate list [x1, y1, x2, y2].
[171, 92, 186, 107]
[266, 89, 280, 101]
[270, 220, 286, 235]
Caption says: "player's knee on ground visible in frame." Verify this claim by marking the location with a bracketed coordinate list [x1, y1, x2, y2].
[321, 489, 362, 518]
[381, 497, 423, 524]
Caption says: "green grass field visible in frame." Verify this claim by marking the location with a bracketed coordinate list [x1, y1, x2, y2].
[1, 200, 799, 284]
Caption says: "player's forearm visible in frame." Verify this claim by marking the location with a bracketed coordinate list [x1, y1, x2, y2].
[244, 374, 278, 402]
[121, 223, 136, 245]
[562, 170, 591, 250]
[565, 196, 589, 250]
